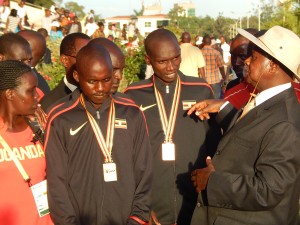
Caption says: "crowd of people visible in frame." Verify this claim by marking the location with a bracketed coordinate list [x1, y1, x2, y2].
[0, 1, 300, 225]
[0, 0, 142, 47]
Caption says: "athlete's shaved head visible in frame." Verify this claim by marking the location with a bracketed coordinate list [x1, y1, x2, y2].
[18, 30, 46, 67]
[89, 37, 125, 93]
[74, 44, 113, 109]
[76, 44, 112, 76]
[145, 29, 178, 56]
[0, 33, 32, 64]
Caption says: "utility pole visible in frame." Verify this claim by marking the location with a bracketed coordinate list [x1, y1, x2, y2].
[258, 1, 261, 31]
[239, 17, 242, 28]
[247, 12, 250, 28]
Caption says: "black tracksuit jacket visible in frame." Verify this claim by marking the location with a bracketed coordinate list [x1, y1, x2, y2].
[45, 89, 152, 225]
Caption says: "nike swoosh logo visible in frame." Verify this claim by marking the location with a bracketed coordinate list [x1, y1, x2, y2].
[70, 122, 88, 136]
[140, 104, 157, 111]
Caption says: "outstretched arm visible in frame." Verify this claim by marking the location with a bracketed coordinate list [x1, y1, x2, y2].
[187, 99, 226, 120]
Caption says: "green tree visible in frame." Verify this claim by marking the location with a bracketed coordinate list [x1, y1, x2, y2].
[133, 5, 144, 16]
[54, 0, 63, 7]
[64, 1, 85, 19]
[31, 0, 54, 8]
[214, 13, 235, 38]
[197, 16, 215, 36]
[250, 0, 299, 34]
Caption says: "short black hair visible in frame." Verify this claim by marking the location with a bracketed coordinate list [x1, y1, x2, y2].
[37, 28, 48, 38]
[0, 33, 29, 57]
[0, 60, 32, 91]
[60, 33, 90, 56]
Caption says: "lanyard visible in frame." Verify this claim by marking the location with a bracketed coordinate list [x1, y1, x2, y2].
[0, 135, 32, 186]
[80, 94, 115, 163]
[154, 77, 181, 142]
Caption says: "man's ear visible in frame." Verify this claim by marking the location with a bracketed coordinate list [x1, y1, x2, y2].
[60, 55, 69, 67]
[269, 60, 278, 73]
[0, 54, 6, 61]
[145, 55, 151, 65]
[73, 70, 79, 83]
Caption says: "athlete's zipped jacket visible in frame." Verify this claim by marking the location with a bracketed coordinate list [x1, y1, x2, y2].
[124, 72, 221, 225]
[45, 89, 152, 225]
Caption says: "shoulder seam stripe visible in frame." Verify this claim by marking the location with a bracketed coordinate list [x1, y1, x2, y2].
[124, 83, 153, 92]
[47, 102, 65, 118]
[180, 81, 213, 94]
[115, 96, 135, 104]
[44, 98, 80, 148]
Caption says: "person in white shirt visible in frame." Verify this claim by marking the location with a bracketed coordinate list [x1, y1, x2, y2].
[15, 0, 26, 26]
[220, 36, 231, 64]
[179, 32, 205, 78]
[0, 0, 10, 29]
[41, 8, 58, 33]
[85, 17, 98, 37]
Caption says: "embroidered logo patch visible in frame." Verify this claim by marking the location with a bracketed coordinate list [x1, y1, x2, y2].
[115, 119, 127, 129]
[182, 100, 196, 110]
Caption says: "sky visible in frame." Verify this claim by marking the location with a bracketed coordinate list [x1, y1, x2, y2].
[72, 0, 262, 19]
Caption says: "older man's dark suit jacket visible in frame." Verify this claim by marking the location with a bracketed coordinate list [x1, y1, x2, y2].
[40, 78, 73, 113]
[192, 87, 300, 225]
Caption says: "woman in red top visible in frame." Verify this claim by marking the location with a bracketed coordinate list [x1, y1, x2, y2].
[0, 60, 52, 225]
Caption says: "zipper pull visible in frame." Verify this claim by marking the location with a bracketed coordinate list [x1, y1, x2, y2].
[166, 85, 169, 94]
[96, 111, 100, 119]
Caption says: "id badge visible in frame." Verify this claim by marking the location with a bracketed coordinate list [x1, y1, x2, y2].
[103, 163, 117, 182]
[31, 180, 49, 217]
[162, 142, 175, 161]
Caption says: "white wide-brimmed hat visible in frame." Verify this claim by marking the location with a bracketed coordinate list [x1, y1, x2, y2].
[238, 26, 300, 81]
[51, 21, 60, 27]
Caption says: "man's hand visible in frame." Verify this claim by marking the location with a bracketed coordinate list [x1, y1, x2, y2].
[187, 99, 226, 120]
[191, 157, 215, 193]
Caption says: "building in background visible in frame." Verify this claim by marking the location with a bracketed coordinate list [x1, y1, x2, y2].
[174, 1, 196, 17]
[105, 2, 169, 37]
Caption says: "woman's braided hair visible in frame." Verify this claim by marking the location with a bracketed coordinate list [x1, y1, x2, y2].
[0, 60, 32, 91]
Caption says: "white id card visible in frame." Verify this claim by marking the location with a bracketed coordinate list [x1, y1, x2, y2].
[31, 180, 49, 217]
[103, 163, 117, 182]
[162, 142, 175, 161]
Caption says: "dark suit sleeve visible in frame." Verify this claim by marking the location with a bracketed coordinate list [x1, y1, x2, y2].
[128, 109, 152, 224]
[216, 102, 238, 132]
[46, 120, 80, 225]
[206, 122, 300, 210]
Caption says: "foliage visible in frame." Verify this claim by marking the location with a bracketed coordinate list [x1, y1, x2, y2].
[54, 0, 63, 7]
[64, 1, 85, 20]
[31, 0, 53, 8]
[211, 14, 233, 38]
[37, 39, 65, 90]
[165, 0, 300, 42]
[37, 39, 147, 92]
[115, 44, 146, 92]
[133, 5, 144, 17]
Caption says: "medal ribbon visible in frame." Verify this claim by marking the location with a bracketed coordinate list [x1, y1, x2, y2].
[154, 77, 181, 142]
[0, 135, 32, 186]
[80, 94, 115, 163]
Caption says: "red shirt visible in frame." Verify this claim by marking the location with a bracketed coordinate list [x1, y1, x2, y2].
[224, 81, 300, 109]
[292, 82, 300, 102]
[0, 117, 52, 225]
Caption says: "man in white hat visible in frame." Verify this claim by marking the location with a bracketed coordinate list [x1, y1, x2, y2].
[189, 26, 300, 225]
